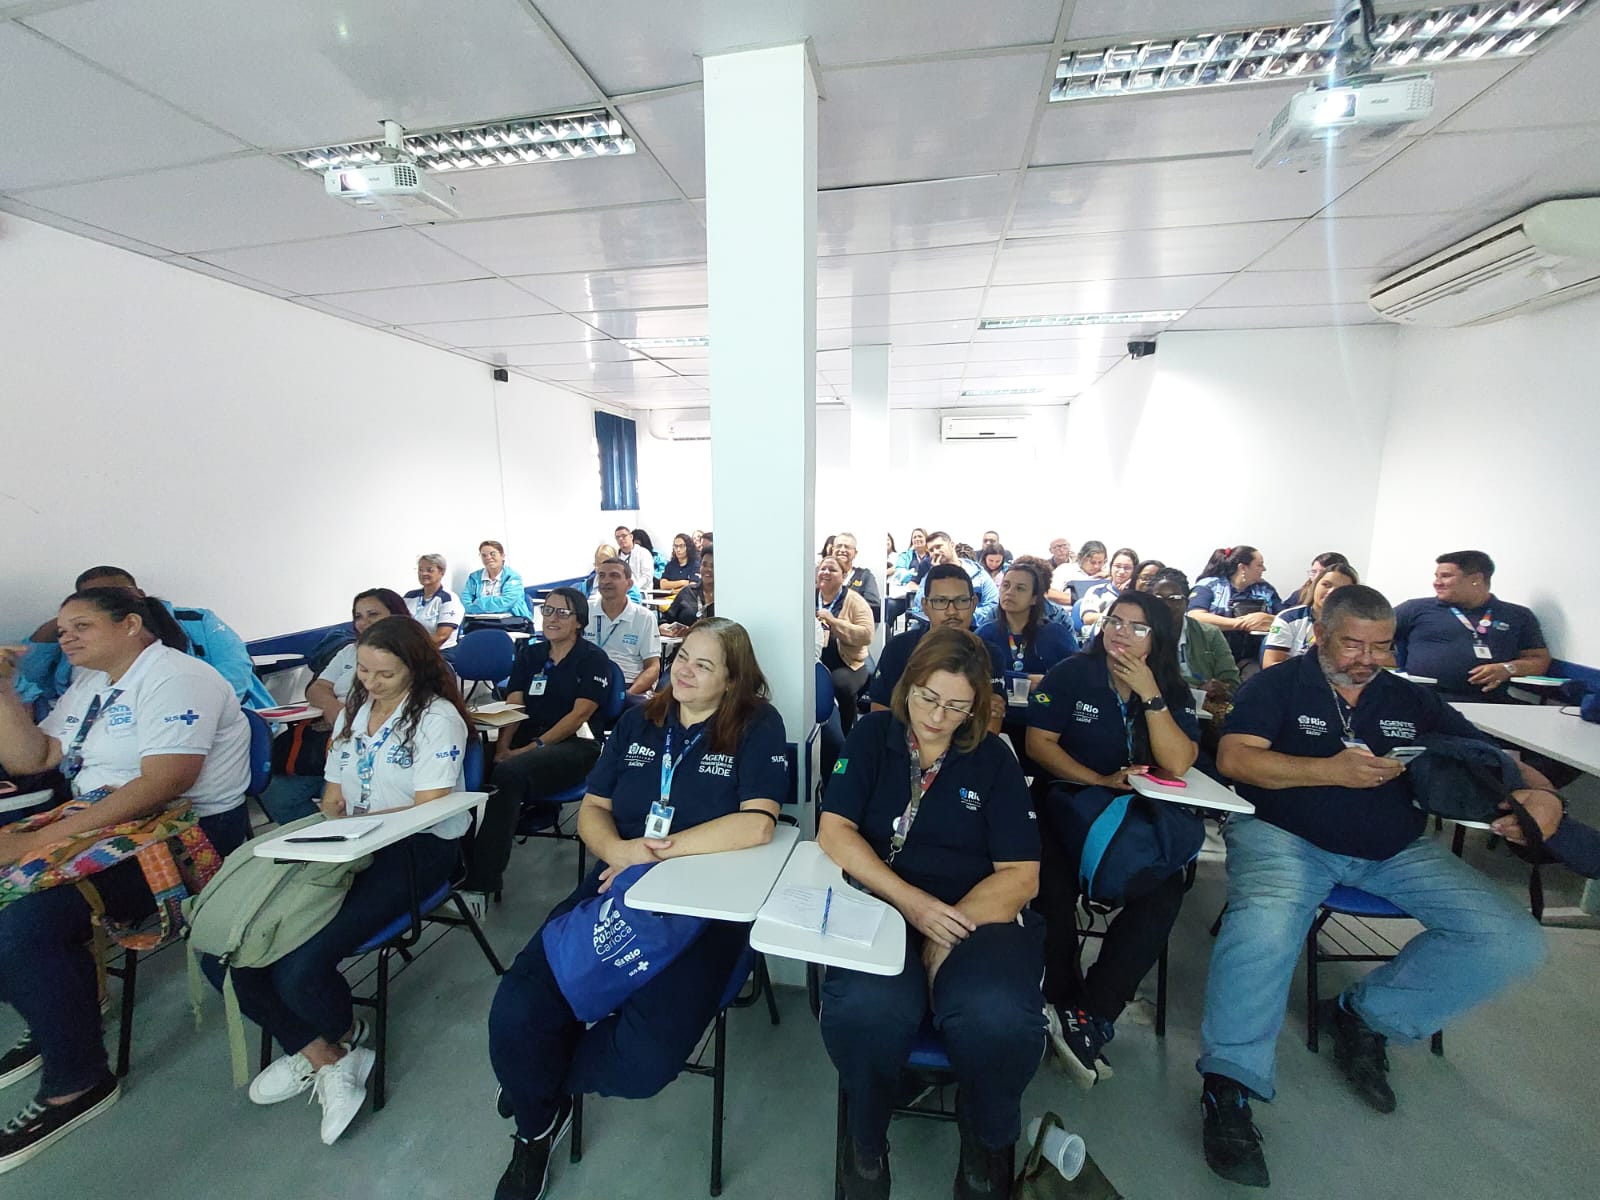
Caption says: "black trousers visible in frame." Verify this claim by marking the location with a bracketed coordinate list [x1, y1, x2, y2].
[1035, 790, 1187, 1022]
[465, 738, 601, 894]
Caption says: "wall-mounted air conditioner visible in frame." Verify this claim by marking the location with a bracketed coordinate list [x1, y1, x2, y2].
[666, 417, 711, 442]
[1369, 198, 1600, 327]
[939, 412, 1031, 443]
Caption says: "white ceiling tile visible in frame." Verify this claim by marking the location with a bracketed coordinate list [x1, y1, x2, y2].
[401, 312, 603, 348]
[994, 221, 1297, 285]
[818, 53, 1051, 190]
[573, 307, 709, 339]
[158, 254, 296, 298]
[1473, 128, 1600, 222]
[420, 202, 705, 276]
[1326, 128, 1580, 218]
[982, 273, 1232, 317]
[12, 155, 387, 252]
[442, 154, 682, 221]
[522, 354, 671, 379]
[619, 88, 707, 198]
[0, 195, 173, 258]
[818, 288, 985, 330]
[534, 0, 1064, 94]
[289, 295, 385, 326]
[499, 342, 640, 368]
[967, 340, 1128, 367]
[817, 244, 997, 296]
[881, 344, 973, 367]
[194, 227, 487, 294]
[24, 0, 599, 149]
[1443, 8, 1600, 134]
[307, 278, 555, 325]
[0, 23, 242, 191]
[818, 175, 1016, 255]
[974, 316, 1170, 341]
[1066, 2, 1318, 41]
[1202, 269, 1375, 308]
[513, 262, 708, 312]
[890, 364, 965, 382]
[1033, 81, 1301, 166]
[1247, 215, 1463, 273]
[1172, 303, 1380, 330]
[815, 348, 853, 372]
[818, 319, 978, 350]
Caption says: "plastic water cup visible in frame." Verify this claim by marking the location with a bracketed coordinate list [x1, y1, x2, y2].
[1008, 676, 1031, 705]
[1025, 1117, 1087, 1180]
[1191, 687, 1209, 712]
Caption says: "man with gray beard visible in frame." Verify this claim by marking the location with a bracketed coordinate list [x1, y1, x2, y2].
[1193, 585, 1553, 1188]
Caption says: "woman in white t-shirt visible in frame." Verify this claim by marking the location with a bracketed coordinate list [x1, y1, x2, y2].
[203, 617, 471, 1147]
[1261, 562, 1361, 670]
[0, 587, 252, 1170]
[304, 589, 411, 723]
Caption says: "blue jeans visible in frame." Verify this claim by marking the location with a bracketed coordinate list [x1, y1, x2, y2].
[0, 804, 251, 1097]
[1197, 815, 1546, 1101]
[257, 775, 322, 825]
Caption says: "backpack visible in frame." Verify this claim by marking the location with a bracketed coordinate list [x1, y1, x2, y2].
[182, 815, 372, 1083]
[1405, 734, 1522, 824]
[1050, 784, 1204, 910]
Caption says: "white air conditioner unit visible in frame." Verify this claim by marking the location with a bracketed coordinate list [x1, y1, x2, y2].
[939, 413, 1030, 443]
[666, 417, 711, 442]
[1369, 198, 1600, 327]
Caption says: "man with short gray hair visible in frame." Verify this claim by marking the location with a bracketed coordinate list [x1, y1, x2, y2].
[830, 532, 881, 623]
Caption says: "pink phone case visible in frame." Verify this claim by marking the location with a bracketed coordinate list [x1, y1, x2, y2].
[1143, 773, 1186, 788]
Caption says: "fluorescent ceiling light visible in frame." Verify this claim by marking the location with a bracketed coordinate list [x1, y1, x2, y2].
[1049, 0, 1589, 102]
[286, 109, 634, 173]
[978, 311, 1185, 329]
[960, 387, 1045, 396]
[620, 336, 709, 349]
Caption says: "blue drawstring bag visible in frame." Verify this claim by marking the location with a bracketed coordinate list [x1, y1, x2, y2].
[541, 864, 709, 1021]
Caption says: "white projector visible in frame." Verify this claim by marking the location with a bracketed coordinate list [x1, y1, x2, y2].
[1252, 74, 1434, 170]
[323, 161, 459, 218]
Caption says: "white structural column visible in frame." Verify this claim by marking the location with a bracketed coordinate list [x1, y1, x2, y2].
[849, 345, 891, 654]
[704, 43, 818, 783]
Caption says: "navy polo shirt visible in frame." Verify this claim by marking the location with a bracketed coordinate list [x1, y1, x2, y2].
[975, 619, 1079, 674]
[1027, 653, 1200, 781]
[505, 638, 613, 747]
[1222, 653, 1485, 860]
[585, 703, 789, 839]
[823, 712, 1038, 905]
[1393, 596, 1546, 702]
[868, 626, 1008, 708]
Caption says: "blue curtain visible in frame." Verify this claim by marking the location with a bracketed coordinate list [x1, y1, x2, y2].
[594, 410, 640, 511]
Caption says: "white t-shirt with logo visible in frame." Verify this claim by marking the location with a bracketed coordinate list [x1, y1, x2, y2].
[39, 641, 250, 816]
[404, 589, 466, 649]
[624, 545, 655, 588]
[325, 694, 469, 840]
[586, 601, 662, 685]
[316, 642, 359, 701]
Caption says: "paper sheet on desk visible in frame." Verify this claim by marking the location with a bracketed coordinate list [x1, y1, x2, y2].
[284, 816, 383, 842]
[762, 884, 885, 945]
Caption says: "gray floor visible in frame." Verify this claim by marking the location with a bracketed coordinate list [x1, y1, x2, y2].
[4, 821, 1597, 1200]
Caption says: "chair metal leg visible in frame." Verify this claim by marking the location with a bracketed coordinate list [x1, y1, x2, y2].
[1451, 823, 1467, 857]
[709, 1010, 727, 1197]
[1209, 904, 1226, 937]
[757, 955, 780, 1026]
[570, 1093, 584, 1163]
[834, 1081, 848, 1200]
[372, 948, 391, 1111]
[452, 892, 507, 974]
[1529, 863, 1546, 922]
[1430, 1030, 1444, 1056]
[1305, 912, 1329, 1053]
[1154, 941, 1168, 1039]
[577, 841, 587, 889]
[260, 1023, 274, 1073]
[115, 949, 138, 1078]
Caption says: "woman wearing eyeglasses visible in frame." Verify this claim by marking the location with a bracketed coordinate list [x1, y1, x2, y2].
[1025, 591, 1201, 1089]
[820, 627, 1043, 1200]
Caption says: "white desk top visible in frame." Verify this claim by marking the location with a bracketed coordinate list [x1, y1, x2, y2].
[1390, 671, 1438, 685]
[1130, 768, 1255, 814]
[250, 653, 305, 667]
[0, 788, 52, 815]
[1452, 703, 1600, 777]
[626, 823, 801, 922]
[253, 791, 488, 863]
[750, 841, 907, 976]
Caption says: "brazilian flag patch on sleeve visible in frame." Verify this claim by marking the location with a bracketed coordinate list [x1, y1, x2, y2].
[832, 758, 849, 774]
[1034, 693, 1051, 706]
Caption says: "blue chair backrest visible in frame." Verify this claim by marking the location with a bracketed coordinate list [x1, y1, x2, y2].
[452, 629, 516, 683]
[463, 737, 485, 792]
[244, 709, 272, 795]
[601, 659, 628, 723]
[813, 662, 836, 727]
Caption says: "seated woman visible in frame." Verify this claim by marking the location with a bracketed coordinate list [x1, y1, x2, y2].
[661, 547, 715, 635]
[1262, 561, 1360, 670]
[886, 528, 930, 631]
[462, 541, 534, 626]
[816, 555, 875, 735]
[978, 543, 1008, 588]
[1129, 557, 1165, 596]
[583, 544, 642, 605]
[658, 532, 701, 594]
[405, 553, 465, 651]
[1187, 545, 1282, 664]
[1290, 550, 1351, 609]
[488, 618, 788, 1200]
[1025, 591, 1201, 1089]
[262, 587, 410, 826]
[818, 627, 1043, 1200]
[977, 556, 1078, 763]
[1147, 568, 1242, 710]
[1076, 546, 1140, 632]
[0, 588, 252, 1169]
[203, 617, 471, 1147]
[633, 529, 666, 585]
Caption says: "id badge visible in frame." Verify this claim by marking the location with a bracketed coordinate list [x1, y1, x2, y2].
[528, 678, 548, 696]
[645, 800, 674, 839]
[1473, 643, 1494, 659]
[1342, 737, 1371, 752]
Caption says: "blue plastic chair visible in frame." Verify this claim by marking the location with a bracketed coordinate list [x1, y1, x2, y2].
[244, 709, 272, 796]
[451, 628, 516, 703]
[815, 661, 836, 727]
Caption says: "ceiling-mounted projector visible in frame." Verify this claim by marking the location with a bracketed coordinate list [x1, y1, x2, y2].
[322, 119, 459, 218]
[1252, 74, 1434, 170]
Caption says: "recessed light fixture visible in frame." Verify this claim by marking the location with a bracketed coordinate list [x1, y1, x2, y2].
[960, 387, 1046, 396]
[978, 311, 1186, 330]
[285, 109, 634, 173]
[620, 336, 710, 350]
[1049, 0, 1590, 102]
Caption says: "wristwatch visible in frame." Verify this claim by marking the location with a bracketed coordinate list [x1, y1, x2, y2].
[1502, 663, 1517, 678]
[1144, 695, 1168, 712]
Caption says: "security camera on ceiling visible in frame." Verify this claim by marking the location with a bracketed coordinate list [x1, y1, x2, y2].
[1252, 0, 1434, 171]
[323, 120, 460, 218]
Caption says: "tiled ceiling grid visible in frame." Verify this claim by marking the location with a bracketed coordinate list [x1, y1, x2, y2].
[1, 1, 1597, 411]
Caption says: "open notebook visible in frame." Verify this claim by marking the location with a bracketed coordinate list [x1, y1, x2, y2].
[282, 816, 384, 843]
[760, 884, 885, 946]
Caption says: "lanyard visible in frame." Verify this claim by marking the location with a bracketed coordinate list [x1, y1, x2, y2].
[1449, 606, 1493, 644]
[818, 589, 845, 617]
[1324, 673, 1359, 742]
[1007, 630, 1028, 673]
[890, 728, 948, 865]
[593, 614, 622, 651]
[1176, 621, 1192, 679]
[61, 687, 124, 783]
[1107, 668, 1136, 765]
[354, 717, 400, 812]
[660, 721, 705, 805]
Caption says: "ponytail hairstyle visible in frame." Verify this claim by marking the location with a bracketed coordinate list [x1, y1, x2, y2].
[1198, 545, 1259, 584]
[64, 587, 190, 653]
[335, 616, 472, 752]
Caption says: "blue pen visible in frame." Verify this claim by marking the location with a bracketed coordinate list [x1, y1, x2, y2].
[820, 886, 834, 938]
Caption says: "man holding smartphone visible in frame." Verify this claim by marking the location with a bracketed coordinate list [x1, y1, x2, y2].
[1194, 585, 1554, 1189]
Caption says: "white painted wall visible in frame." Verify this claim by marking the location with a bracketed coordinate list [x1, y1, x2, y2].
[1, 214, 602, 641]
[1369, 290, 1600, 664]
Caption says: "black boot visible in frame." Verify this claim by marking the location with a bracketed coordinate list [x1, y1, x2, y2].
[841, 1138, 891, 1200]
[1318, 996, 1396, 1114]
[955, 1099, 1013, 1199]
[1200, 1074, 1268, 1189]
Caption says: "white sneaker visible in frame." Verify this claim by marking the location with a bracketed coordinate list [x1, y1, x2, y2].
[314, 1047, 374, 1145]
[249, 1051, 317, 1106]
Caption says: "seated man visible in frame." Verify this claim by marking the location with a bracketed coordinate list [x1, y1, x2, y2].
[906, 531, 998, 628]
[1393, 550, 1551, 704]
[585, 558, 661, 704]
[830, 532, 882, 623]
[614, 525, 655, 589]
[1197, 585, 1549, 1188]
[405, 553, 465, 650]
[1044, 536, 1075, 608]
[871, 563, 1006, 732]
[16, 565, 273, 710]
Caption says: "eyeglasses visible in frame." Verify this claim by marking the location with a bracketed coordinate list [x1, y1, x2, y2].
[540, 604, 575, 619]
[908, 685, 975, 719]
[925, 595, 975, 611]
[1102, 615, 1153, 639]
